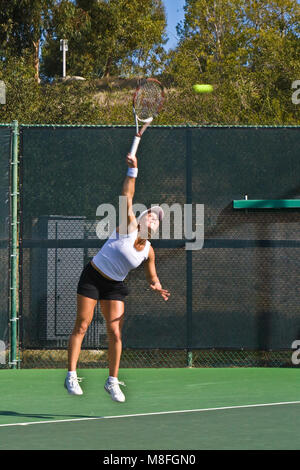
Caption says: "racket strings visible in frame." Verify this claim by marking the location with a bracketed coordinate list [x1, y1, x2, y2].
[135, 81, 163, 120]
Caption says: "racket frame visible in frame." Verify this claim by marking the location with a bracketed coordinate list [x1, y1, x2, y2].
[130, 78, 164, 157]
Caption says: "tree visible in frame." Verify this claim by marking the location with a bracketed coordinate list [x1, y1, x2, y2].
[165, 0, 300, 124]
[41, 0, 167, 80]
[0, 0, 54, 82]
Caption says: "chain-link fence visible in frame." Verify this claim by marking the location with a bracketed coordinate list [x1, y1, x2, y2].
[0, 125, 11, 368]
[17, 125, 300, 368]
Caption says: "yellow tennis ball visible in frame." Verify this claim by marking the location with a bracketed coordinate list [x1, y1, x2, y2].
[193, 84, 213, 93]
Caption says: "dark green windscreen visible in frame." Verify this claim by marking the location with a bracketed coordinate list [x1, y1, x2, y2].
[20, 126, 300, 351]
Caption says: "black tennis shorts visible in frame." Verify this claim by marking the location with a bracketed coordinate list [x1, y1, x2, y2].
[77, 262, 129, 301]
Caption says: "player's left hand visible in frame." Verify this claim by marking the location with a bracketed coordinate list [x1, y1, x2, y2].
[150, 282, 170, 301]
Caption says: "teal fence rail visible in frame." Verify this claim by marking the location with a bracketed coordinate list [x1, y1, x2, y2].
[0, 123, 16, 368]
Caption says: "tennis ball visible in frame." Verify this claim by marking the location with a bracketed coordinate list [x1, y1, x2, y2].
[193, 84, 213, 93]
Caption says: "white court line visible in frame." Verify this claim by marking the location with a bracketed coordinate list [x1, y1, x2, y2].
[0, 400, 300, 428]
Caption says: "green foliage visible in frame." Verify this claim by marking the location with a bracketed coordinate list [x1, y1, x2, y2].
[0, 55, 105, 124]
[0, 0, 54, 77]
[0, 56, 39, 123]
[165, 0, 300, 124]
[0, 0, 299, 125]
[41, 0, 167, 79]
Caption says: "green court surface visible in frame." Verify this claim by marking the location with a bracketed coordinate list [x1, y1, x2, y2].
[0, 368, 299, 450]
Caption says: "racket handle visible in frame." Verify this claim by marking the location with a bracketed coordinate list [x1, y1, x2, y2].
[130, 135, 141, 158]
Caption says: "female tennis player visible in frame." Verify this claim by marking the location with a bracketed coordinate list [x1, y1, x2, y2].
[65, 152, 170, 402]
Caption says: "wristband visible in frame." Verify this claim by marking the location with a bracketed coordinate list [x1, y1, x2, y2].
[127, 167, 138, 178]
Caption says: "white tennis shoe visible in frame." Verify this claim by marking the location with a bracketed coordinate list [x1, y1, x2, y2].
[104, 379, 126, 403]
[64, 375, 83, 395]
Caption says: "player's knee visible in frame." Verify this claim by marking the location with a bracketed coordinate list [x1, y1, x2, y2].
[108, 327, 122, 343]
[74, 320, 90, 336]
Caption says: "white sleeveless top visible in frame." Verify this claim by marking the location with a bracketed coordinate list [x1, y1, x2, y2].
[92, 229, 151, 281]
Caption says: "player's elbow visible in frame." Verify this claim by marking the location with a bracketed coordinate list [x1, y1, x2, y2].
[121, 192, 133, 203]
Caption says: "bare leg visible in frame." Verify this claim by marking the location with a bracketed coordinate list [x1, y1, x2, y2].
[100, 300, 125, 378]
[68, 294, 97, 371]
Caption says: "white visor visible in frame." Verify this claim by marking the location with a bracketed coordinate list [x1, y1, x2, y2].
[136, 206, 164, 222]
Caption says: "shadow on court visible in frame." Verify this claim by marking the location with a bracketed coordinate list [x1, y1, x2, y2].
[0, 410, 93, 420]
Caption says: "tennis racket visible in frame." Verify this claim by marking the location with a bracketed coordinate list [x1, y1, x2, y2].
[130, 78, 165, 158]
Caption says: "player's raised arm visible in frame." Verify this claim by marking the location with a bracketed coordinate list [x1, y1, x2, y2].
[119, 153, 138, 234]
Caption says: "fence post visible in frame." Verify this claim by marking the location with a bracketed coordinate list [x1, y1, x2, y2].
[186, 125, 193, 367]
[10, 120, 19, 369]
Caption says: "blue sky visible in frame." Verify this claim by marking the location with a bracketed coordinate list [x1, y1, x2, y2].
[162, 0, 186, 50]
